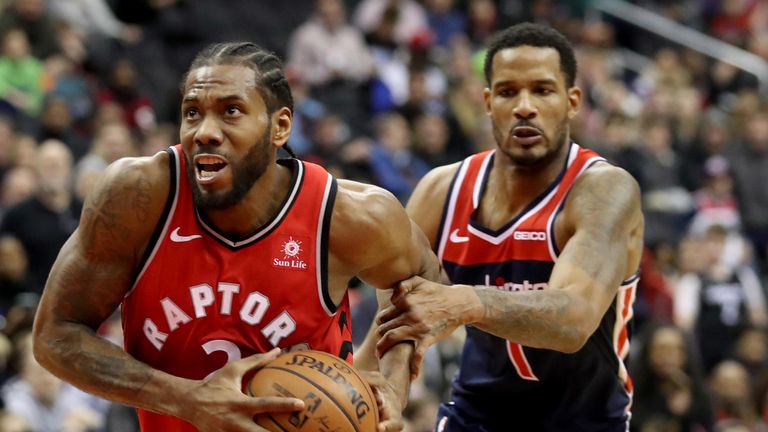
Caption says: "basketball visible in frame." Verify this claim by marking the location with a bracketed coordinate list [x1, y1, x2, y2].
[246, 350, 379, 432]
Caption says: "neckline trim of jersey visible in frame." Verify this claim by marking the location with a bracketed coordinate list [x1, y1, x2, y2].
[195, 158, 304, 249]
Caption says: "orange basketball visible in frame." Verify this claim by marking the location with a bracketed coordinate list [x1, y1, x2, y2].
[246, 350, 379, 432]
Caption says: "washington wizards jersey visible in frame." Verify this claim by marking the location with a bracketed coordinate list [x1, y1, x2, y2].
[121, 146, 352, 432]
[436, 143, 638, 431]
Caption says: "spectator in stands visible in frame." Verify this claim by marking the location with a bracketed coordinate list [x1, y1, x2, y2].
[592, 112, 644, 183]
[355, 0, 428, 47]
[0, 140, 80, 291]
[412, 113, 451, 168]
[138, 123, 175, 157]
[675, 225, 767, 372]
[708, 0, 759, 47]
[97, 58, 156, 133]
[48, 0, 143, 46]
[731, 327, 768, 412]
[0, 0, 60, 60]
[288, 0, 373, 90]
[689, 155, 741, 236]
[287, 0, 374, 131]
[0, 167, 36, 221]
[0, 28, 44, 118]
[639, 119, 693, 246]
[9, 134, 37, 170]
[1, 332, 104, 432]
[75, 122, 136, 178]
[446, 72, 487, 151]
[710, 360, 765, 430]
[396, 64, 447, 122]
[680, 111, 731, 191]
[728, 111, 768, 271]
[41, 55, 94, 125]
[424, 0, 467, 48]
[630, 324, 713, 432]
[707, 60, 758, 108]
[35, 96, 89, 160]
[282, 71, 326, 157]
[367, 112, 429, 203]
[0, 235, 35, 316]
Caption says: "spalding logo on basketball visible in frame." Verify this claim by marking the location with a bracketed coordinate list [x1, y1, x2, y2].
[247, 350, 379, 432]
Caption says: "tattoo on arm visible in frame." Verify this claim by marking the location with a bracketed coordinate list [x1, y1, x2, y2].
[475, 288, 579, 349]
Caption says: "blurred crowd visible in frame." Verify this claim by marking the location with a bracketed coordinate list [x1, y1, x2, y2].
[0, 0, 767, 431]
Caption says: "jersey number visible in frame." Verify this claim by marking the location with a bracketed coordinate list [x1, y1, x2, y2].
[506, 341, 539, 381]
[202, 339, 242, 380]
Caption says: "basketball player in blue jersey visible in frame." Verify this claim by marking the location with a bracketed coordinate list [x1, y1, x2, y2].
[369, 23, 645, 431]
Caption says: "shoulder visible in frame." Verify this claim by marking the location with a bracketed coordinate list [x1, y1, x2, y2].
[412, 162, 462, 199]
[565, 162, 642, 232]
[573, 162, 640, 200]
[333, 179, 409, 241]
[78, 151, 171, 259]
[100, 150, 170, 187]
[329, 180, 412, 270]
[406, 161, 462, 245]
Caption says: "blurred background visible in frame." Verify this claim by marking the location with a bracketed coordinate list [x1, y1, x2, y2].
[0, 0, 767, 431]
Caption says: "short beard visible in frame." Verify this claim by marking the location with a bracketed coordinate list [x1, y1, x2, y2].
[495, 116, 570, 168]
[186, 127, 272, 210]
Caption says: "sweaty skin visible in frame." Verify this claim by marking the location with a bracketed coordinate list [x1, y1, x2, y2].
[32, 64, 439, 432]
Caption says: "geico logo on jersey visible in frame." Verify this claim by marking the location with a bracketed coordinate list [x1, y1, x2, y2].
[513, 231, 547, 241]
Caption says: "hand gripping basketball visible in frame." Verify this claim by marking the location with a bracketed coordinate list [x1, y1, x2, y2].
[247, 350, 380, 432]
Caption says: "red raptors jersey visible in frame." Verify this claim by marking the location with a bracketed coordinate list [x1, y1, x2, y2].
[122, 146, 352, 431]
[436, 143, 638, 430]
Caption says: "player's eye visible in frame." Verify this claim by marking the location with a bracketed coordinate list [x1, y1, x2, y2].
[184, 108, 199, 120]
[225, 105, 242, 116]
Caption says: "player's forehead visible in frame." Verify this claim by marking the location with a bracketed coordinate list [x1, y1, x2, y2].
[490, 45, 565, 87]
[183, 64, 260, 101]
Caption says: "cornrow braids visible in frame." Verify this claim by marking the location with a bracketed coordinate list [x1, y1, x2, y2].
[186, 42, 294, 114]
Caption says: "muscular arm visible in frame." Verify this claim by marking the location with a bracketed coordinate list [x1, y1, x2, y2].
[379, 164, 644, 354]
[34, 155, 305, 430]
[331, 181, 440, 405]
[468, 165, 643, 351]
[31, 154, 197, 414]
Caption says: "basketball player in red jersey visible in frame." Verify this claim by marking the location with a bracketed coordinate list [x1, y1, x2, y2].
[369, 24, 645, 431]
[31, 42, 438, 432]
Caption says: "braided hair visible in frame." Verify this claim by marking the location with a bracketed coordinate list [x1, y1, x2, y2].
[184, 42, 297, 158]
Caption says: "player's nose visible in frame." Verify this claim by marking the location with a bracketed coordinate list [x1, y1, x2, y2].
[513, 91, 537, 119]
[194, 115, 223, 146]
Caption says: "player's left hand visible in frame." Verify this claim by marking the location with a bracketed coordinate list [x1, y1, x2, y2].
[359, 371, 404, 432]
[375, 276, 479, 379]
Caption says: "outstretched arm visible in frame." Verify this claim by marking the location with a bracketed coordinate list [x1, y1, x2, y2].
[377, 165, 644, 356]
[33, 154, 303, 431]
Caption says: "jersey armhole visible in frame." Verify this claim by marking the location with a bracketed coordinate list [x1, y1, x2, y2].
[317, 175, 339, 315]
[128, 147, 179, 289]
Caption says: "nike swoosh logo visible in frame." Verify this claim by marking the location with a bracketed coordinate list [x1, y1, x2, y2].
[449, 228, 469, 243]
[170, 227, 202, 242]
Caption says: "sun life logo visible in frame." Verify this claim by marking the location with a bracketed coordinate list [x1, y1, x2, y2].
[282, 237, 302, 259]
[273, 236, 308, 270]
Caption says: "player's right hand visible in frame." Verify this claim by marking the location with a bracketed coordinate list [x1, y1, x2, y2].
[181, 348, 306, 432]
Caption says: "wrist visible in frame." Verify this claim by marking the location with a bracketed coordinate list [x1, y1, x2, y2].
[155, 373, 199, 420]
[459, 285, 484, 325]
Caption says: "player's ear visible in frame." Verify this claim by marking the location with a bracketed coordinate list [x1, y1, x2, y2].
[272, 107, 292, 148]
[483, 87, 492, 117]
[567, 86, 581, 119]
